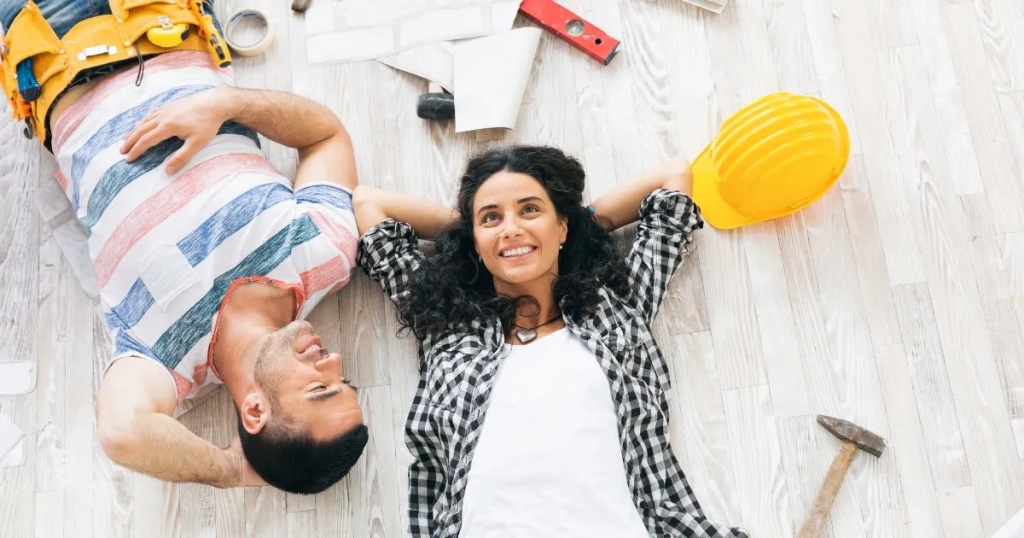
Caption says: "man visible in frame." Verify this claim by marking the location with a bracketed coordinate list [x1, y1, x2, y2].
[2, 0, 367, 492]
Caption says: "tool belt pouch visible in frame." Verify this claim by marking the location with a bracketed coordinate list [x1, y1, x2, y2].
[1, 0, 229, 145]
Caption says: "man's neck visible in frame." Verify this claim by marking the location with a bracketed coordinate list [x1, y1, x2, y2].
[212, 282, 296, 404]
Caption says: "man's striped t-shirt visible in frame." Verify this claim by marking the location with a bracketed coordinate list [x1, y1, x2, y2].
[52, 51, 359, 416]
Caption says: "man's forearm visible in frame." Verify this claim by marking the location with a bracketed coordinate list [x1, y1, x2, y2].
[104, 412, 239, 488]
[589, 158, 694, 232]
[219, 87, 343, 151]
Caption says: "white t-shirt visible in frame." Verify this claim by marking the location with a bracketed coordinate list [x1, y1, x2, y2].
[460, 328, 651, 538]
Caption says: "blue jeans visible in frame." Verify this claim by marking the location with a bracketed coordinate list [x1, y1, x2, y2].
[0, 0, 220, 38]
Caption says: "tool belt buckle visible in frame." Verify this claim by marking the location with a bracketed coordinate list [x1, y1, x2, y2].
[158, 15, 174, 30]
[77, 44, 118, 62]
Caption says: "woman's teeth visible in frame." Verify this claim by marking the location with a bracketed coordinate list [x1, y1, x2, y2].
[501, 246, 536, 258]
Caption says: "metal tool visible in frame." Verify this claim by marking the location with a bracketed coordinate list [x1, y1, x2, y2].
[798, 415, 887, 538]
[519, 0, 620, 65]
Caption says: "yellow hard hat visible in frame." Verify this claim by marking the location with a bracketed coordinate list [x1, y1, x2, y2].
[691, 92, 850, 229]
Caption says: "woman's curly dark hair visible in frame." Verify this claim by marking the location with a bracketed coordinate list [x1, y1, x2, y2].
[397, 145, 632, 340]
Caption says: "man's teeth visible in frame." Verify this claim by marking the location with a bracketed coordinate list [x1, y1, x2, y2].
[501, 246, 535, 258]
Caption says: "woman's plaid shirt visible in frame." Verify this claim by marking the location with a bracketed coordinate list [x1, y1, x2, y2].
[357, 189, 748, 538]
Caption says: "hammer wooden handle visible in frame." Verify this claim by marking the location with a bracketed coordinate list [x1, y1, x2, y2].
[798, 441, 858, 538]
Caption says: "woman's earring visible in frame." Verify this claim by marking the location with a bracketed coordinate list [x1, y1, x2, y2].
[559, 244, 563, 250]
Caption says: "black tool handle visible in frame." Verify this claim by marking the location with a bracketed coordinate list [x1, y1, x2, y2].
[417, 93, 455, 121]
[17, 59, 41, 102]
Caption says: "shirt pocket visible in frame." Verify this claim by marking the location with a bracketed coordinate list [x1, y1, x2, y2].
[140, 244, 203, 311]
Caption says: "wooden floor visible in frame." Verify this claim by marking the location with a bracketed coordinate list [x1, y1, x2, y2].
[3, 0, 1024, 536]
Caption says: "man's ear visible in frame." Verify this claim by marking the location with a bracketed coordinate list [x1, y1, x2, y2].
[240, 392, 271, 435]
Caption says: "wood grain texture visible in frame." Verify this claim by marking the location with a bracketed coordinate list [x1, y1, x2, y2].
[891, 283, 970, 489]
[873, 344, 944, 538]
[661, 331, 742, 525]
[740, 223, 810, 417]
[0, 105, 41, 538]
[836, 157, 901, 347]
[943, 3, 1024, 233]
[936, 487, 986, 538]
[697, 229, 768, 390]
[833, 0, 926, 285]
[958, 194, 1024, 419]
[722, 386, 792, 538]
[3, 0, 1024, 534]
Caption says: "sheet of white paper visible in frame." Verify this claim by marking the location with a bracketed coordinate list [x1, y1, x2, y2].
[34, 178, 100, 300]
[0, 361, 36, 396]
[306, 0, 521, 65]
[379, 41, 456, 92]
[454, 28, 541, 133]
[992, 504, 1024, 538]
[0, 414, 24, 467]
[0, 438, 26, 468]
[677, 0, 728, 13]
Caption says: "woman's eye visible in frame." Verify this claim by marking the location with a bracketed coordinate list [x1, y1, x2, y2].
[483, 213, 499, 223]
[523, 205, 539, 214]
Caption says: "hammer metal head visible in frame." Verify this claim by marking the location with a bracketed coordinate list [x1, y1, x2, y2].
[816, 415, 887, 457]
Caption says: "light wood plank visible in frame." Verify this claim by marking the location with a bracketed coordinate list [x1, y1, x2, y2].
[722, 385, 793, 537]
[970, 0, 1023, 93]
[937, 487, 986, 538]
[35, 491, 63, 538]
[740, 223, 810, 417]
[132, 475, 180, 538]
[873, 344, 945, 538]
[998, 91, 1024, 192]
[91, 313, 133, 538]
[943, 3, 1024, 233]
[698, 229, 768, 389]
[833, 0, 926, 284]
[63, 272, 96, 538]
[245, 486, 287, 538]
[704, 0, 779, 115]
[0, 103, 41, 538]
[858, 0, 918, 49]
[765, 0, 819, 96]
[178, 402, 220, 538]
[287, 510, 317, 538]
[836, 157, 902, 346]
[958, 194, 1024, 418]
[801, 0, 862, 153]
[1013, 419, 1024, 461]
[661, 331, 741, 525]
[891, 283, 970, 488]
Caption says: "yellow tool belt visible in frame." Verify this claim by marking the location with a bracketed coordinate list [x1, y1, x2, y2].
[0, 0, 231, 145]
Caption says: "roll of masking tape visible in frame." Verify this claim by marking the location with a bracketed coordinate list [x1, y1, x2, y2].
[224, 8, 275, 57]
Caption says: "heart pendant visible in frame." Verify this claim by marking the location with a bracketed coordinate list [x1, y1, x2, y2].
[515, 328, 538, 344]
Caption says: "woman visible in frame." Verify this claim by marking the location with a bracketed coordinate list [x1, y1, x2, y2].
[354, 146, 747, 538]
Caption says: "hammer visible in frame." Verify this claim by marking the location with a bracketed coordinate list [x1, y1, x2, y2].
[798, 415, 887, 538]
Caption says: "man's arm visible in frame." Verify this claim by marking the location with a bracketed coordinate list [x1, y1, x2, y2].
[122, 87, 357, 191]
[588, 157, 693, 232]
[96, 357, 263, 488]
[352, 185, 455, 238]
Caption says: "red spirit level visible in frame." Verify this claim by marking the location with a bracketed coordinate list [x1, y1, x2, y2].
[518, 0, 621, 65]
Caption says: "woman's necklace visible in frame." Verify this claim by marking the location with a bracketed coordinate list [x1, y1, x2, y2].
[512, 313, 563, 344]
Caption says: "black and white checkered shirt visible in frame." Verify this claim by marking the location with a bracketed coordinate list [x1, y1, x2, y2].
[358, 190, 748, 538]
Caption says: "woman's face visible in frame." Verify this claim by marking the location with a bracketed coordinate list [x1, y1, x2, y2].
[470, 171, 567, 290]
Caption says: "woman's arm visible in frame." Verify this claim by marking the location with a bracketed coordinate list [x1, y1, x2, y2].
[588, 157, 693, 232]
[352, 185, 456, 238]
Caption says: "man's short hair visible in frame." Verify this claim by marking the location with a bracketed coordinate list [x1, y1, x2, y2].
[238, 413, 369, 494]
